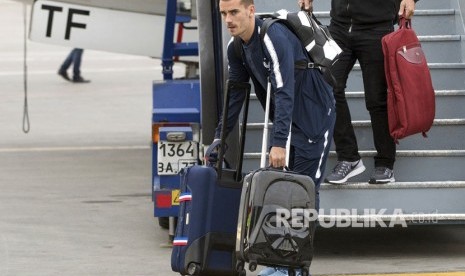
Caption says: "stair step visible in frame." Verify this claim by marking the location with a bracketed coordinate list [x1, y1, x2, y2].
[321, 181, 465, 190]
[319, 181, 465, 218]
[344, 90, 465, 97]
[242, 150, 465, 182]
[245, 118, 465, 127]
[347, 119, 465, 151]
[312, 9, 456, 18]
[257, 0, 455, 16]
[345, 90, 465, 120]
[317, 213, 465, 225]
[325, 151, 465, 182]
[419, 35, 463, 63]
[244, 150, 465, 159]
[329, 149, 465, 157]
[415, 0, 455, 10]
[256, 7, 458, 35]
[419, 35, 462, 41]
[312, 9, 458, 36]
[250, 90, 465, 98]
[415, 9, 456, 16]
[248, 90, 465, 122]
[425, 63, 465, 90]
[345, 63, 465, 91]
[243, 119, 465, 151]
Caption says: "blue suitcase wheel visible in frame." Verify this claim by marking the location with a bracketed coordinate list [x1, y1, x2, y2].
[187, 262, 200, 275]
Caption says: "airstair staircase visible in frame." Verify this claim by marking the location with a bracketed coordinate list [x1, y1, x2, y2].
[242, 0, 465, 225]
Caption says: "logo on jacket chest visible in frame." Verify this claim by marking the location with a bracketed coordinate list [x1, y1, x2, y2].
[262, 59, 270, 70]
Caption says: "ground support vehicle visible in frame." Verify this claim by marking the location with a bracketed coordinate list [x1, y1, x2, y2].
[151, 0, 201, 237]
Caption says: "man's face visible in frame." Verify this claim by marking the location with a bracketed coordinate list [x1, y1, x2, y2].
[219, 0, 255, 41]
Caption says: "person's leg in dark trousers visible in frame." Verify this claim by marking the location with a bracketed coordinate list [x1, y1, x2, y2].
[289, 119, 335, 211]
[71, 48, 83, 79]
[287, 120, 334, 276]
[58, 48, 89, 83]
[58, 49, 76, 80]
[327, 25, 361, 162]
[322, 25, 366, 184]
[60, 49, 75, 72]
[352, 29, 396, 170]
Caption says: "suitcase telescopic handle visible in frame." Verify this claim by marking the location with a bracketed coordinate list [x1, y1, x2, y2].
[260, 79, 272, 168]
[260, 77, 291, 169]
[217, 80, 251, 181]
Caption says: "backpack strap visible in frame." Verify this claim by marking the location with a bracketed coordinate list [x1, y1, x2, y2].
[259, 18, 280, 46]
[258, 18, 280, 73]
[233, 36, 242, 60]
[259, 17, 320, 72]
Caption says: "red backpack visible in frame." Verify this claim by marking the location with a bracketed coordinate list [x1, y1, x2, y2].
[382, 16, 435, 143]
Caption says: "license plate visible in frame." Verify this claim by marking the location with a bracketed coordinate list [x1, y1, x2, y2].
[157, 141, 198, 175]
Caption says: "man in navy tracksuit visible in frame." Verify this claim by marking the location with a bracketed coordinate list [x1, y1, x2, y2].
[216, 2, 335, 273]
[216, 0, 335, 212]
[300, 0, 417, 184]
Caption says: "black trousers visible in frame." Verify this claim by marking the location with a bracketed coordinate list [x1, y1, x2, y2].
[328, 24, 396, 169]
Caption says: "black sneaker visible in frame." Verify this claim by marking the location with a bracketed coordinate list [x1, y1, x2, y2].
[58, 70, 70, 81]
[73, 76, 91, 83]
[325, 160, 366, 184]
[369, 167, 395, 184]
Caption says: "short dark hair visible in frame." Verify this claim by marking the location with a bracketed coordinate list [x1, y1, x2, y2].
[220, 0, 254, 6]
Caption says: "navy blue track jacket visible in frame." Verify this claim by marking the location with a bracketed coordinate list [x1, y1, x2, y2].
[215, 17, 335, 148]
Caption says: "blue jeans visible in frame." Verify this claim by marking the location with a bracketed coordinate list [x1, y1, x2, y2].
[59, 48, 83, 78]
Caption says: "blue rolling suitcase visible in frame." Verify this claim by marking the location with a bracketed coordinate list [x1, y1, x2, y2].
[171, 81, 251, 276]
